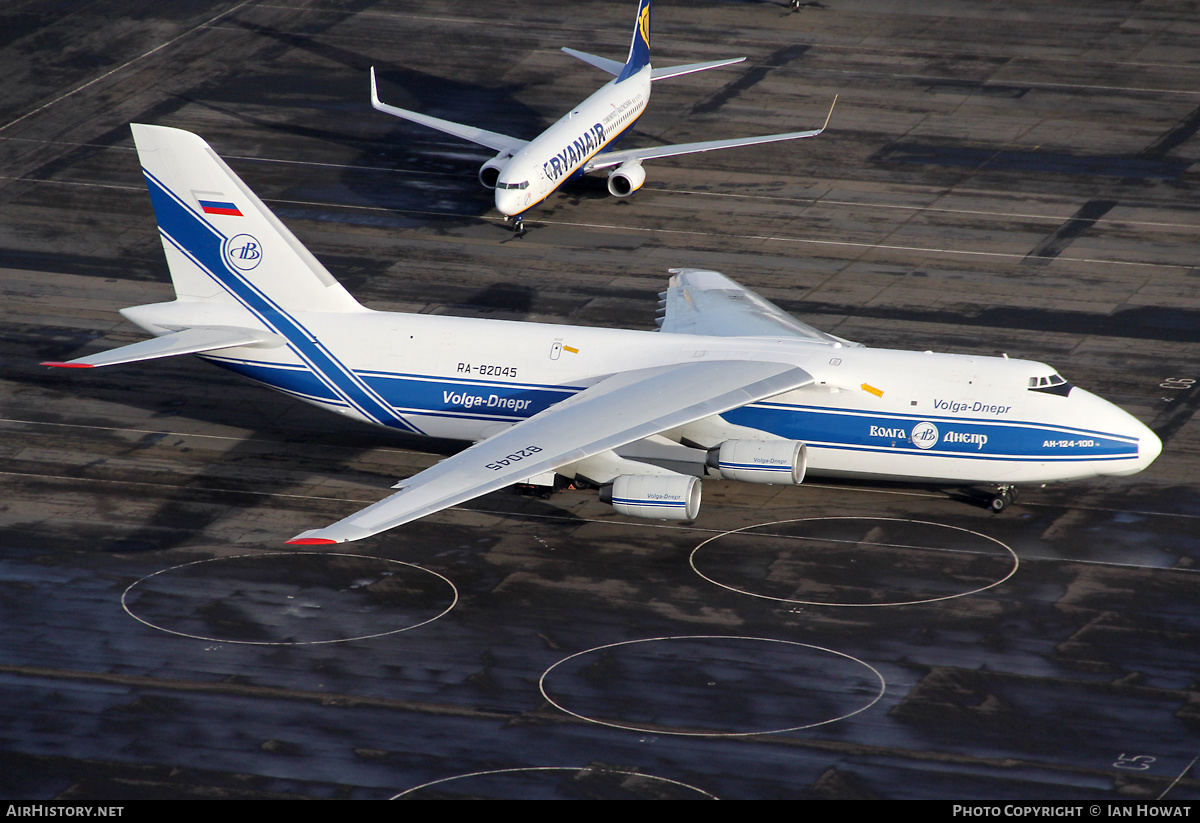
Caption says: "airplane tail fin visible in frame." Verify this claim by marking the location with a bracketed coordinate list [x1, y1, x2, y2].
[618, 0, 652, 81]
[43, 125, 367, 369]
[131, 123, 363, 314]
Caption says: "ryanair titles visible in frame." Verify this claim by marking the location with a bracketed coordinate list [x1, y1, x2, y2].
[543, 123, 606, 182]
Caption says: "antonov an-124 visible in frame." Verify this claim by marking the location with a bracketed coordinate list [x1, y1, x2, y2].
[43, 124, 1162, 545]
[369, 0, 834, 231]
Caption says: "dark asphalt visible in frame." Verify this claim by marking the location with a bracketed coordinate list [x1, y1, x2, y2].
[1, 0, 1197, 801]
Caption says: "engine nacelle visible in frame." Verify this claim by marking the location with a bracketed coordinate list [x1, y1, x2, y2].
[606, 160, 646, 197]
[707, 440, 807, 485]
[478, 154, 509, 189]
[599, 474, 701, 521]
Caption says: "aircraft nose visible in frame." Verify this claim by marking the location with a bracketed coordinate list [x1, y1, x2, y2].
[1107, 408, 1162, 476]
[1076, 388, 1162, 476]
[494, 188, 518, 217]
[1138, 424, 1163, 469]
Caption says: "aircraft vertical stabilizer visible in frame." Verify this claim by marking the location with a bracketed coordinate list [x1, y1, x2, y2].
[617, 0, 652, 81]
[131, 124, 364, 314]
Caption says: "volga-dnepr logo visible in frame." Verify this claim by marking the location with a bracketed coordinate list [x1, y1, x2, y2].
[910, 421, 939, 449]
[223, 234, 263, 271]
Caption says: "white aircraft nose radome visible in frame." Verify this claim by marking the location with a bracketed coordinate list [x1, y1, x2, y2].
[494, 186, 522, 218]
[1074, 386, 1162, 476]
[1130, 419, 1163, 475]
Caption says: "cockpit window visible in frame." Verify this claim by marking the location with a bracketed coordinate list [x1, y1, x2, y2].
[497, 181, 529, 190]
[1028, 372, 1073, 396]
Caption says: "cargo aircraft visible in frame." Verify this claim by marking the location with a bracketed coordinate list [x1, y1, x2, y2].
[369, 0, 834, 232]
[43, 125, 1162, 545]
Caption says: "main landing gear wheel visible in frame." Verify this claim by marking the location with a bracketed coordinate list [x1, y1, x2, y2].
[989, 485, 1019, 512]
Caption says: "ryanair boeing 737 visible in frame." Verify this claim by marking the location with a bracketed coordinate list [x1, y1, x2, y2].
[43, 125, 1161, 545]
[370, 0, 834, 231]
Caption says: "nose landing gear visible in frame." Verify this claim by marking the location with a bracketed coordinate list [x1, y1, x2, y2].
[989, 485, 1020, 512]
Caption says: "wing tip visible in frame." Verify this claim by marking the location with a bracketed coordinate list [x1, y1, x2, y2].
[42, 361, 94, 369]
[286, 535, 339, 546]
[821, 94, 838, 132]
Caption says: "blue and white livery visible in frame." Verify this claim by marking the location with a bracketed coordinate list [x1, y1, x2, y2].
[369, 0, 834, 230]
[44, 125, 1162, 544]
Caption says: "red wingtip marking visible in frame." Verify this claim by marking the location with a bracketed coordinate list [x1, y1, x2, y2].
[286, 538, 338, 545]
[42, 362, 95, 369]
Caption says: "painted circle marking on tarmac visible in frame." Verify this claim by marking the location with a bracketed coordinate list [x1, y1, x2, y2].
[539, 635, 885, 737]
[121, 552, 457, 644]
[394, 766, 716, 800]
[690, 517, 1018, 607]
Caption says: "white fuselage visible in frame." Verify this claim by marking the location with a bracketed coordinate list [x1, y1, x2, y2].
[493, 67, 650, 217]
[126, 300, 1162, 487]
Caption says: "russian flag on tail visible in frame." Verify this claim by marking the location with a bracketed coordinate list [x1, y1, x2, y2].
[198, 198, 243, 217]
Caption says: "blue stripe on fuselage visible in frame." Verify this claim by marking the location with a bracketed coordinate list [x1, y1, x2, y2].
[202, 357, 582, 425]
[199, 354, 1139, 463]
[723, 403, 1139, 462]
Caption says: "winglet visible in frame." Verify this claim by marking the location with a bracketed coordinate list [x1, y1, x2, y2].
[368, 65, 383, 110]
[286, 536, 340, 546]
[821, 94, 838, 133]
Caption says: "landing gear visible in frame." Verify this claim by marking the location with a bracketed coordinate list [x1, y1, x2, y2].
[515, 482, 554, 500]
[989, 485, 1020, 512]
[510, 215, 526, 236]
[790, 0, 802, 9]
[515, 475, 582, 500]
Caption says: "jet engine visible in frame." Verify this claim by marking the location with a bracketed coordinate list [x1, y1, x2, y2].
[707, 440, 807, 485]
[606, 160, 646, 197]
[599, 474, 701, 521]
[478, 154, 510, 189]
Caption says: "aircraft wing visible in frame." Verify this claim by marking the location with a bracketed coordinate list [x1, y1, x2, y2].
[41, 326, 281, 369]
[369, 67, 529, 155]
[658, 268, 860, 346]
[585, 95, 836, 172]
[288, 358, 813, 544]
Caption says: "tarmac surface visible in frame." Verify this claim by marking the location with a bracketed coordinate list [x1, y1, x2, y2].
[1, 0, 1199, 801]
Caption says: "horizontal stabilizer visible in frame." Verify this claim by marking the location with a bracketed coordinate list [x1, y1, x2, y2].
[369, 67, 528, 155]
[42, 325, 280, 369]
[650, 56, 746, 81]
[560, 50, 744, 82]
[561, 47, 624, 76]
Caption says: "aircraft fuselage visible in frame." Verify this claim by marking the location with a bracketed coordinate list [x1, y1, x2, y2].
[493, 67, 650, 217]
[124, 300, 1161, 486]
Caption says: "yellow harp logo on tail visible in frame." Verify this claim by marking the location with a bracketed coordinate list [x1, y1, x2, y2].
[637, 5, 650, 47]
